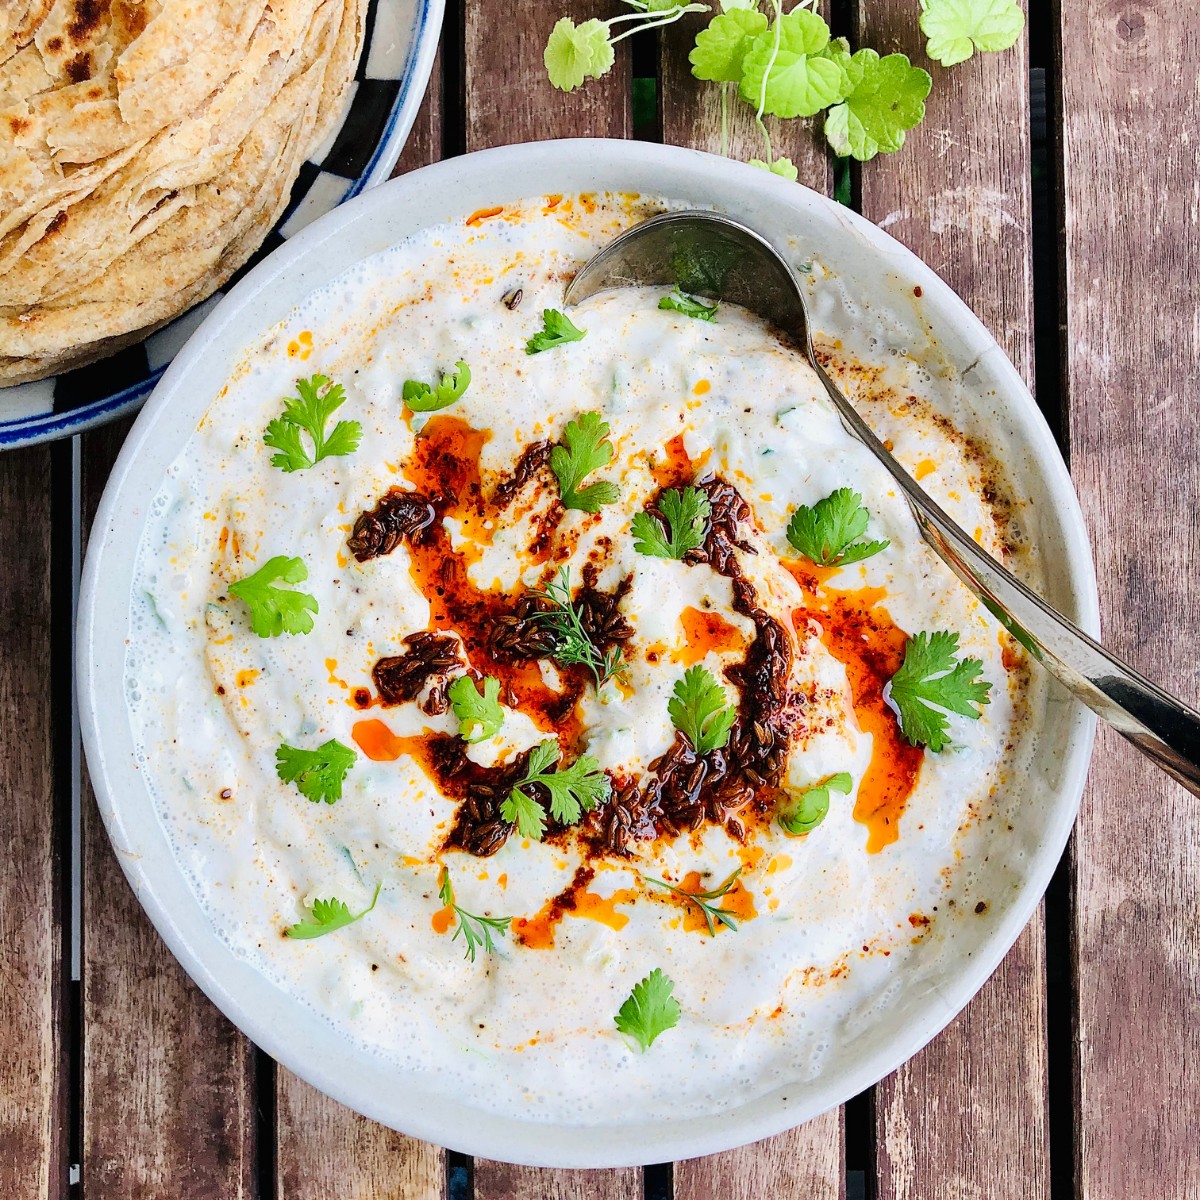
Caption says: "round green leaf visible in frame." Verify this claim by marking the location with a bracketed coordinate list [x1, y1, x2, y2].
[738, 9, 848, 119]
[919, 0, 1025, 67]
[689, 8, 768, 83]
[824, 50, 932, 161]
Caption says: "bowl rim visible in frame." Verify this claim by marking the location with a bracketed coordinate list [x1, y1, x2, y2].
[78, 137, 1100, 1167]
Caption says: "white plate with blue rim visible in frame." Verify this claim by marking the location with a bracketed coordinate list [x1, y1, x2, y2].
[0, 0, 443, 451]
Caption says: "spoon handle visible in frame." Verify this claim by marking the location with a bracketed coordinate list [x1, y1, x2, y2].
[811, 358, 1200, 798]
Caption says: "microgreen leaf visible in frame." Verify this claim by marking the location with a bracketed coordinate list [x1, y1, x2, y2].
[750, 155, 799, 181]
[403, 360, 472, 413]
[285, 882, 380, 940]
[263, 375, 361, 472]
[544, 17, 616, 91]
[438, 866, 511, 962]
[779, 772, 853, 836]
[614, 968, 681, 1051]
[228, 556, 318, 638]
[689, 7, 767, 81]
[644, 868, 741, 936]
[447, 675, 505, 744]
[550, 410, 620, 512]
[824, 50, 932, 161]
[919, 0, 1024, 67]
[785, 488, 889, 567]
[668, 664, 737, 754]
[887, 631, 992, 751]
[526, 566, 626, 687]
[500, 739, 611, 840]
[739, 8, 849, 119]
[275, 738, 357, 804]
[526, 308, 587, 354]
[631, 487, 711, 559]
[658, 287, 719, 321]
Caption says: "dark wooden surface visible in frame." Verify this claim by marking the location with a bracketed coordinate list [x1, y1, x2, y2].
[3, 1, 1198, 1196]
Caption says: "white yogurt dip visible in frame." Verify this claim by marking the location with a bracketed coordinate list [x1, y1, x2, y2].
[126, 193, 1033, 1124]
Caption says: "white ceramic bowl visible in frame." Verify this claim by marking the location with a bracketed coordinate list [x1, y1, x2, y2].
[78, 139, 1099, 1168]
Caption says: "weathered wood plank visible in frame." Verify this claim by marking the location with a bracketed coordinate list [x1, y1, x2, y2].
[474, 1161, 642, 1200]
[273, 62, 450, 1200]
[659, 8, 842, 1194]
[674, 1111, 844, 1200]
[464, 0, 631, 151]
[659, 2, 831, 193]
[81, 419, 257, 1197]
[0, 446, 65, 1200]
[1060, 2, 1200, 1195]
[854, 5, 1049, 1199]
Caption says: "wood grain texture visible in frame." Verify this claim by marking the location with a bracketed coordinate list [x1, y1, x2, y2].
[659, 9, 842, 1194]
[659, 2, 832, 193]
[1059, 2, 1200, 1195]
[854, 5, 1049, 1198]
[674, 1111, 845, 1200]
[464, 0, 630, 151]
[474, 1160, 642, 1200]
[275, 62, 449, 1199]
[81, 419, 257, 1198]
[0, 446, 65, 1200]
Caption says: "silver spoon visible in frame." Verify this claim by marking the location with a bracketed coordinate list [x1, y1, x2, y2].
[565, 209, 1200, 796]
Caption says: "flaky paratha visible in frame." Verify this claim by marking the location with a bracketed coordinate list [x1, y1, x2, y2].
[0, 0, 366, 385]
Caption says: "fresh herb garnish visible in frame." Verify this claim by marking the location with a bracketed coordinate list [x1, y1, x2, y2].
[550, 411, 620, 512]
[285, 882, 380, 940]
[631, 486, 711, 560]
[528, 567, 625, 687]
[438, 866, 511, 962]
[403, 360, 471, 413]
[614, 967, 682, 1051]
[919, 0, 1024, 67]
[275, 738, 357, 804]
[228, 556, 318, 637]
[658, 287, 718, 322]
[888, 630, 992, 752]
[263, 375, 361, 472]
[779, 772, 852, 836]
[668, 664, 737, 754]
[786, 488, 889, 567]
[644, 868, 741, 936]
[447, 675, 505, 744]
[526, 308, 587, 354]
[500, 739, 611, 841]
[824, 49, 931, 162]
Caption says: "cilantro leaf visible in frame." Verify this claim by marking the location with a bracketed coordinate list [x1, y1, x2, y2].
[526, 308, 586, 354]
[658, 287, 718, 322]
[228, 556, 319, 638]
[779, 771, 852, 836]
[632, 486, 711, 559]
[550, 410, 620, 512]
[824, 50, 931, 161]
[786, 488, 889, 567]
[739, 8, 849, 119]
[750, 155, 799, 181]
[263, 375, 361, 472]
[403, 360, 471, 413]
[689, 7, 767, 82]
[614, 968, 681, 1051]
[438, 866, 511, 962]
[285, 882, 380, 940]
[887, 631, 992, 751]
[447, 675, 504, 743]
[668, 664, 737, 754]
[920, 0, 1024, 67]
[275, 738, 357, 804]
[544, 17, 616, 91]
[500, 740, 611, 840]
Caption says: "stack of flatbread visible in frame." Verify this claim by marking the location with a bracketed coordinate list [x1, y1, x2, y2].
[0, 0, 366, 386]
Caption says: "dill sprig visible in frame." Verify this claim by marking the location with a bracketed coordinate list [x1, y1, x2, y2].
[643, 868, 742, 936]
[526, 566, 624, 688]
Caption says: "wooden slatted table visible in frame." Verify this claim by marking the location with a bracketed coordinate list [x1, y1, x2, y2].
[4, 1, 1198, 1195]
